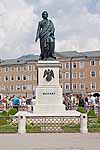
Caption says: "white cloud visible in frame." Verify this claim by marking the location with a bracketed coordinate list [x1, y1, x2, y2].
[39, 0, 53, 6]
[0, 0, 100, 59]
[86, 38, 100, 50]
[0, 0, 39, 59]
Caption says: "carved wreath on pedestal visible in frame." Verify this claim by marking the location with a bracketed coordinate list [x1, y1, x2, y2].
[43, 69, 54, 82]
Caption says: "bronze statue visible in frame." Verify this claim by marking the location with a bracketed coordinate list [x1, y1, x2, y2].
[35, 11, 56, 60]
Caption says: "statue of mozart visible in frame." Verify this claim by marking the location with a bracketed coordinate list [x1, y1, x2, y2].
[35, 11, 56, 60]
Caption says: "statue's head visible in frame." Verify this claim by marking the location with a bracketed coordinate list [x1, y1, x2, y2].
[42, 11, 48, 19]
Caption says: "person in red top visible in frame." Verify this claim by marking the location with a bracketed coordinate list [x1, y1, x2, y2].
[2, 97, 7, 110]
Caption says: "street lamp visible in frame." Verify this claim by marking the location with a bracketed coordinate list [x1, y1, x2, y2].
[69, 57, 73, 93]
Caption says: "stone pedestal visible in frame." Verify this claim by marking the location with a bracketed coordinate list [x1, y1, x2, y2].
[80, 114, 88, 133]
[18, 113, 26, 134]
[35, 61, 65, 115]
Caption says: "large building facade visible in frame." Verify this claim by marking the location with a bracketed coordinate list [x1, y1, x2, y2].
[0, 51, 100, 97]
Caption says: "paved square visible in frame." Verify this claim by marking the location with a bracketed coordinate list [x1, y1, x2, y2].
[0, 133, 100, 150]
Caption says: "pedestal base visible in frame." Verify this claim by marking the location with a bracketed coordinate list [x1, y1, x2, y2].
[35, 86, 65, 114]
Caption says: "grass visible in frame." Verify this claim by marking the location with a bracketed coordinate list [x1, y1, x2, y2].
[88, 128, 100, 132]
[26, 125, 41, 133]
[62, 124, 80, 133]
[0, 125, 18, 133]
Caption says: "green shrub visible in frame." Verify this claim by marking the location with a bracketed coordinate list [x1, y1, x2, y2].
[88, 128, 100, 132]
[0, 111, 8, 116]
[88, 122, 100, 128]
[97, 118, 100, 123]
[0, 125, 17, 133]
[8, 108, 17, 116]
[26, 125, 41, 133]
[0, 117, 7, 126]
[87, 110, 96, 117]
[77, 107, 86, 113]
[62, 124, 80, 133]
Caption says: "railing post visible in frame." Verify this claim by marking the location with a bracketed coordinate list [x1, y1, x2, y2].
[80, 113, 88, 133]
[98, 102, 100, 119]
[18, 114, 26, 134]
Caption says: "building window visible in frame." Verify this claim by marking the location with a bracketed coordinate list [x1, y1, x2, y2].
[72, 72, 77, 79]
[72, 62, 77, 69]
[28, 65, 32, 71]
[11, 67, 14, 71]
[65, 63, 69, 69]
[22, 85, 27, 90]
[28, 75, 32, 80]
[17, 66, 21, 72]
[5, 75, 8, 81]
[22, 66, 26, 71]
[79, 83, 85, 89]
[10, 75, 14, 81]
[79, 72, 84, 78]
[90, 60, 96, 66]
[16, 85, 21, 90]
[72, 83, 77, 90]
[65, 83, 70, 90]
[79, 61, 84, 68]
[90, 71, 96, 78]
[27, 85, 32, 90]
[91, 82, 96, 89]
[22, 75, 26, 80]
[16, 76, 21, 80]
[65, 72, 70, 79]
[4, 85, 8, 91]
[10, 85, 14, 91]
[5, 67, 9, 72]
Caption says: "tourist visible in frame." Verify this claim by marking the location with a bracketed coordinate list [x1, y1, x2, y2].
[79, 95, 84, 107]
[12, 95, 20, 112]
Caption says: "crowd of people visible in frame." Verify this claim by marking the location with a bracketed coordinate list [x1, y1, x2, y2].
[0, 93, 100, 113]
[63, 93, 100, 112]
[0, 95, 35, 112]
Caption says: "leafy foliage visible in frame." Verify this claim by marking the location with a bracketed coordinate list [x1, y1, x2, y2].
[87, 110, 96, 117]
[62, 124, 80, 133]
[0, 111, 8, 116]
[8, 108, 17, 116]
[0, 125, 17, 133]
[26, 124, 41, 133]
[77, 107, 86, 113]
[0, 117, 7, 126]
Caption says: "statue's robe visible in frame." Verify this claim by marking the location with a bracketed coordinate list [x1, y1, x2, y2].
[36, 19, 55, 60]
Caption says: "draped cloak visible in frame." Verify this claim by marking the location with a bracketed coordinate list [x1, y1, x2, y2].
[36, 19, 55, 59]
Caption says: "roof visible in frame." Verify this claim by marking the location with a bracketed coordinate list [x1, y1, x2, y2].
[0, 54, 39, 66]
[81, 51, 100, 58]
[56, 51, 85, 58]
[0, 50, 99, 66]
[18, 54, 39, 60]
[0, 59, 27, 66]
[56, 50, 100, 59]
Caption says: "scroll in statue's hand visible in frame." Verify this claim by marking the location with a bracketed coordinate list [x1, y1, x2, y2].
[35, 37, 38, 42]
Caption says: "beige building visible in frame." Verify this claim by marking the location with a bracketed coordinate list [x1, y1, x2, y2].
[0, 56, 38, 98]
[58, 51, 100, 95]
[0, 51, 100, 98]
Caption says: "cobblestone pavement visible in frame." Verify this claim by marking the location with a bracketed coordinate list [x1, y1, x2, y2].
[0, 133, 100, 150]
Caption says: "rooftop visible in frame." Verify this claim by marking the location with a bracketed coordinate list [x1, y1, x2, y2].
[0, 50, 99, 65]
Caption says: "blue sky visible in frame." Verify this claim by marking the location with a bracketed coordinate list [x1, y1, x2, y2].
[0, 0, 100, 59]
